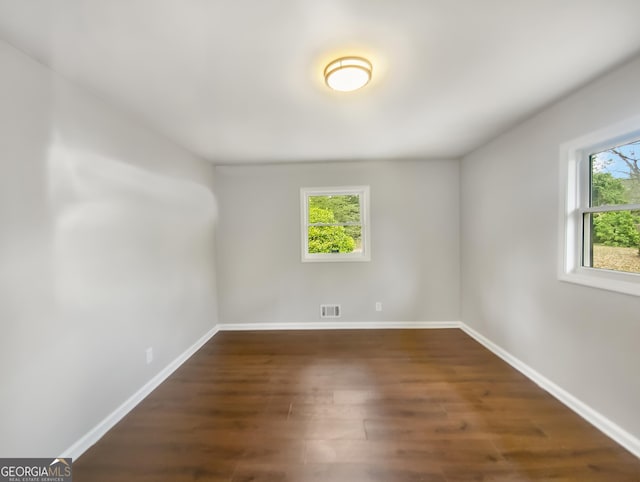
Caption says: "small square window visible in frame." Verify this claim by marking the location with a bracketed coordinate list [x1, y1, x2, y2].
[300, 186, 370, 262]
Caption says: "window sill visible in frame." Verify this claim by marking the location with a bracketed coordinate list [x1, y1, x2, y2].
[559, 268, 640, 297]
[302, 253, 371, 263]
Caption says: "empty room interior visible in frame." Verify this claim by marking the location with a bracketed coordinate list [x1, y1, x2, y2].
[2, 1, 640, 481]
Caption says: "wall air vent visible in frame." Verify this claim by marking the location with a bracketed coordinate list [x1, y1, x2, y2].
[320, 304, 341, 318]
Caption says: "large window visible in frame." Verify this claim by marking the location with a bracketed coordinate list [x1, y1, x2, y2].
[561, 123, 640, 296]
[300, 186, 370, 262]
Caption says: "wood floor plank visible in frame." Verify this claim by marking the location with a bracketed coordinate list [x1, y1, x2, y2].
[73, 329, 640, 481]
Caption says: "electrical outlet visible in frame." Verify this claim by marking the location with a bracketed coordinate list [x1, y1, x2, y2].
[146, 347, 153, 364]
[375, 302, 382, 312]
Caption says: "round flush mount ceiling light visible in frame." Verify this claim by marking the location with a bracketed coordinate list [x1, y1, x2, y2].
[324, 56, 372, 92]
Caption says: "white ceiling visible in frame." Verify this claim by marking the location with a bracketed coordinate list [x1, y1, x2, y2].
[1, 1, 640, 164]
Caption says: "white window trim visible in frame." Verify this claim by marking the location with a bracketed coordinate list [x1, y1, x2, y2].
[559, 116, 640, 297]
[300, 185, 371, 263]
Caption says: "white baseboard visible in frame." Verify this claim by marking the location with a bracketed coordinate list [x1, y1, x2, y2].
[217, 321, 461, 331]
[460, 322, 640, 459]
[62, 325, 219, 461]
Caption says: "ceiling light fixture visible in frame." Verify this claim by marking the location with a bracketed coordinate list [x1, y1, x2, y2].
[324, 56, 372, 92]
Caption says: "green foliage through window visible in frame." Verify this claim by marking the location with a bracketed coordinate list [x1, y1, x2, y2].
[591, 172, 627, 206]
[307, 206, 356, 253]
[593, 211, 640, 247]
[304, 191, 365, 257]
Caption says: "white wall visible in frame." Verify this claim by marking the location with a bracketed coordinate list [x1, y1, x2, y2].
[215, 159, 460, 324]
[0, 40, 218, 456]
[461, 55, 640, 441]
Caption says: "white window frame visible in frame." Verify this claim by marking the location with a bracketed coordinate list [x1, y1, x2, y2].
[559, 116, 640, 297]
[300, 186, 371, 263]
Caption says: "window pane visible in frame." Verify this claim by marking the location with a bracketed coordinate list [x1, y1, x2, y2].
[590, 139, 640, 207]
[308, 195, 361, 224]
[308, 226, 358, 254]
[344, 225, 362, 251]
[586, 210, 640, 274]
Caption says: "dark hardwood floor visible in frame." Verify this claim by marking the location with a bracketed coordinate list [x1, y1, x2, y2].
[73, 329, 640, 481]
